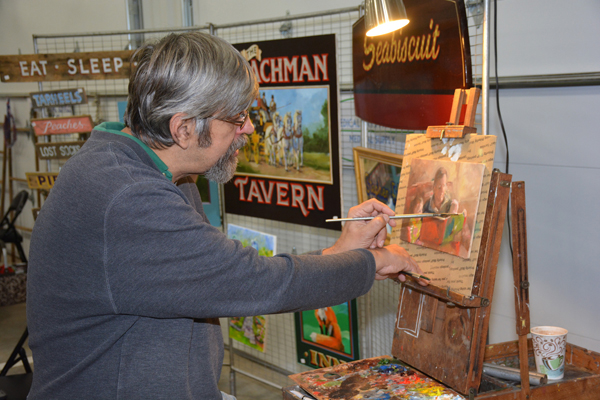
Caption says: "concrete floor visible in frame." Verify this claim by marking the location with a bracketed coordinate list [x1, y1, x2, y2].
[0, 302, 282, 399]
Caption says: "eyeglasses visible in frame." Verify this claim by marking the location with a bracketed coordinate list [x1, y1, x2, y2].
[218, 110, 249, 130]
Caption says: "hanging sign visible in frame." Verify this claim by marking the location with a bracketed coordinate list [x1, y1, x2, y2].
[35, 140, 86, 160]
[31, 115, 94, 136]
[30, 88, 88, 108]
[0, 50, 134, 82]
[352, 0, 472, 130]
[26, 172, 59, 190]
[223, 34, 342, 230]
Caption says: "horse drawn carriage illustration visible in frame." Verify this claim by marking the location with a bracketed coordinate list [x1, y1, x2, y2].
[242, 103, 304, 171]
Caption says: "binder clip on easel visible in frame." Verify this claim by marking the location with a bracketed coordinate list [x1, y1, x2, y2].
[426, 87, 480, 139]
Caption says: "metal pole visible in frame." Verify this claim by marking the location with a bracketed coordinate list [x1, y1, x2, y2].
[482, 0, 490, 135]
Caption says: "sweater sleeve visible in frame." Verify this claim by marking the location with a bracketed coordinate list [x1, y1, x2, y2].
[104, 181, 376, 319]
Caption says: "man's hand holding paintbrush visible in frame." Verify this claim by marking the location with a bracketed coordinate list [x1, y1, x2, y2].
[323, 199, 429, 287]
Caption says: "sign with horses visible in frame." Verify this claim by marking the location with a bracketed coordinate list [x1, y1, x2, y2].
[224, 34, 342, 230]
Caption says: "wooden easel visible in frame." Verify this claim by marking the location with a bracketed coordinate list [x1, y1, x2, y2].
[425, 87, 480, 138]
[393, 169, 512, 398]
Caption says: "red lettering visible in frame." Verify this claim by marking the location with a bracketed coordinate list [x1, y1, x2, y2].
[283, 56, 298, 83]
[290, 183, 308, 217]
[307, 185, 325, 211]
[313, 54, 328, 81]
[249, 59, 261, 84]
[234, 177, 249, 201]
[270, 58, 283, 82]
[259, 59, 270, 83]
[276, 182, 289, 206]
[258, 180, 275, 203]
[247, 180, 264, 203]
[298, 55, 315, 82]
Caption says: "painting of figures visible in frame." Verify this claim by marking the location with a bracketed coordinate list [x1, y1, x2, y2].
[400, 158, 484, 259]
[237, 86, 332, 184]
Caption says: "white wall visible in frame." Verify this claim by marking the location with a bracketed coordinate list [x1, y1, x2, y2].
[0, 0, 598, 355]
[486, 0, 600, 352]
[194, 0, 359, 25]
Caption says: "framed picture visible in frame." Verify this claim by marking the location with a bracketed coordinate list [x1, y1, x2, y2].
[353, 147, 403, 208]
[295, 300, 360, 369]
[353, 147, 403, 243]
[227, 224, 277, 352]
[224, 34, 342, 231]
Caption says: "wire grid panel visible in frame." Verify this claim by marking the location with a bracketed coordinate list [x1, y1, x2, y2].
[221, 214, 339, 379]
[32, 29, 211, 171]
[466, 1, 485, 133]
[215, 11, 359, 89]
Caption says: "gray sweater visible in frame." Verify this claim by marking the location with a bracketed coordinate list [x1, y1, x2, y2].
[26, 122, 376, 399]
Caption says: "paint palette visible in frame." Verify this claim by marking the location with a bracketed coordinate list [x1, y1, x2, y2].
[289, 356, 465, 400]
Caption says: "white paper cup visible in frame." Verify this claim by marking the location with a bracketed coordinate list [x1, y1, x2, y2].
[531, 326, 568, 380]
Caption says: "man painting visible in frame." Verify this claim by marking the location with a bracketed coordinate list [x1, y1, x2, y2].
[26, 32, 426, 400]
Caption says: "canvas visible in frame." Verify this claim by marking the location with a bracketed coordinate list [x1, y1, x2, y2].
[399, 158, 484, 259]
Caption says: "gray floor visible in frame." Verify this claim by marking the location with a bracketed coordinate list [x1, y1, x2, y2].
[0, 302, 282, 400]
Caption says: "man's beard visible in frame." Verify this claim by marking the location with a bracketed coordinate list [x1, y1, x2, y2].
[203, 134, 248, 184]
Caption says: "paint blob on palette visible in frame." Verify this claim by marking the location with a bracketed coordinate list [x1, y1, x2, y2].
[289, 356, 465, 400]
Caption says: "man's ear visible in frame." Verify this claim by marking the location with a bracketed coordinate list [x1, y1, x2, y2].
[169, 113, 195, 149]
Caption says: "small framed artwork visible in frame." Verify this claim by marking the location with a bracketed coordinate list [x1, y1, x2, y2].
[295, 300, 360, 369]
[227, 224, 277, 352]
[353, 147, 403, 243]
[353, 147, 403, 208]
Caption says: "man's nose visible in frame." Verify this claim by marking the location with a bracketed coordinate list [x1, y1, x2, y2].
[241, 118, 254, 135]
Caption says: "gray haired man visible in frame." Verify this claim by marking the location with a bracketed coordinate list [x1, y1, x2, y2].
[27, 32, 424, 399]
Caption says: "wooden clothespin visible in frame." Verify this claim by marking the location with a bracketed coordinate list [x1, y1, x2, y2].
[426, 87, 480, 138]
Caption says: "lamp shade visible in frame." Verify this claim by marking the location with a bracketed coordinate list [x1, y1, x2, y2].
[364, 0, 409, 37]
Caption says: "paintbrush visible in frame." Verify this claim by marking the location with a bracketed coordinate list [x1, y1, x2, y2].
[391, 271, 431, 284]
[399, 271, 431, 281]
[325, 213, 460, 223]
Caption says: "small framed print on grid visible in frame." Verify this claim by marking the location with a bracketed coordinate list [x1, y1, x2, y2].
[295, 300, 360, 369]
[353, 147, 403, 243]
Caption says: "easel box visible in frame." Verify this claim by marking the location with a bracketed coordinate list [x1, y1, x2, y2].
[284, 169, 600, 399]
[282, 339, 600, 399]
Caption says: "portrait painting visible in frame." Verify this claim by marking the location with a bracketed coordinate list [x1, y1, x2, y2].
[237, 86, 332, 184]
[295, 300, 360, 368]
[400, 158, 484, 259]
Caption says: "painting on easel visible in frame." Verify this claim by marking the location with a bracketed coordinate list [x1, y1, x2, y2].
[289, 355, 465, 400]
[390, 134, 497, 296]
[400, 158, 484, 259]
